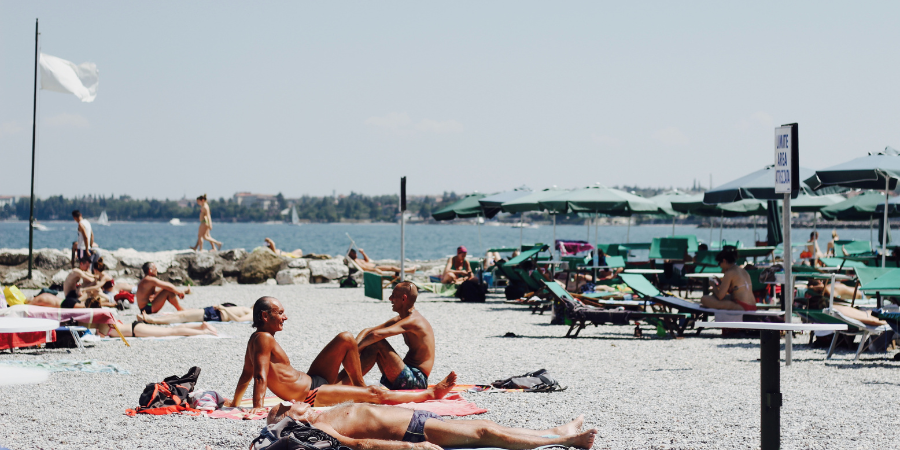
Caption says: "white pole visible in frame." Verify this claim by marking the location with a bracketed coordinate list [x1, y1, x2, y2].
[519, 214, 524, 248]
[586, 216, 590, 241]
[552, 214, 557, 259]
[477, 218, 483, 255]
[883, 177, 890, 267]
[672, 215, 676, 236]
[595, 213, 599, 247]
[400, 212, 405, 282]
[626, 216, 631, 243]
[784, 193, 793, 365]
[870, 216, 874, 251]
[718, 210, 724, 247]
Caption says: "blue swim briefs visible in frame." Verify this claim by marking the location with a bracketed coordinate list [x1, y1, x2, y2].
[381, 365, 428, 390]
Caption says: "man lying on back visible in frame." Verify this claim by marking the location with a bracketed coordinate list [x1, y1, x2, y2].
[266, 401, 597, 450]
[226, 296, 456, 415]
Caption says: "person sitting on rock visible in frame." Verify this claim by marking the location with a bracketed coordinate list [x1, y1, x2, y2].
[441, 246, 474, 284]
[265, 238, 303, 258]
[266, 401, 597, 450]
[135, 262, 190, 314]
[225, 296, 456, 415]
[139, 304, 253, 324]
[348, 248, 415, 275]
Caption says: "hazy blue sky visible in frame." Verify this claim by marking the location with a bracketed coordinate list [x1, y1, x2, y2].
[2, 1, 900, 200]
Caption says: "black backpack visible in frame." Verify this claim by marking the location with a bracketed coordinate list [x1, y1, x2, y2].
[457, 278, 487, 302]
[251, 416, 353, 450]
[491, 369, 567, 392]
[129, 366, 201, 415]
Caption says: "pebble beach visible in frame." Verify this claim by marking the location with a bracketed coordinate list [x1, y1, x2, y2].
[1, 284, 898, 449]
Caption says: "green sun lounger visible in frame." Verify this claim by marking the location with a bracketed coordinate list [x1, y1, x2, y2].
[540, 280, 689, 338]
[649, 237, 689, 261]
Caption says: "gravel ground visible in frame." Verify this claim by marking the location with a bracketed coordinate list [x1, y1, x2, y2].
[1, 285, 898, 450]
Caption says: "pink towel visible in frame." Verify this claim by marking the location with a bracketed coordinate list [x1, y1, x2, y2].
[392, 393, 487, 416]
[0, 304, 117, 325]
[556, 240, 594, 256]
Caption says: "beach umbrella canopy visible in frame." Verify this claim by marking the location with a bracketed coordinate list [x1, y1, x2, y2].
[539, 185, 660, 216]
[500, 188, 568, 213]
[648, 191, 684, 216]
[805, 147, 900, 190]
[478, 186, 532, 217]
[704, 165, 841, 204]
[431, 193, 490, 221]
[820, 191, 888, 221]
[790, 193, 845, 213]
[670, 195, 767, 217]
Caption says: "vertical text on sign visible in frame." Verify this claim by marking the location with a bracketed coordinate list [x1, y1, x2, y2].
[774, 126, 792, 193]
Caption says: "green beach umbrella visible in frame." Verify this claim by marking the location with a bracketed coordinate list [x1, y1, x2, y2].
[820, 191, 892, 246]
[790, 193, 845, 213]
[501, 187, 569, 251]
[703, 165, 840, 204]
[479, 186, 532, 246]
[806, 147, 900, 265]
[431, 193, 489, 221]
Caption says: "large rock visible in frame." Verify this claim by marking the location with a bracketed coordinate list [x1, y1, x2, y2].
[110, 248, 182, 273]
[219, 248, 248, 262]
[276, 268, 311, 285]
[0, 249, 28, 266]
[157, 265, 191, 285]
[188, 253, 217, 275]
[308, 258, 349, 281]
[16, 271, 49, 289]
[2, 269, 28, 285]
[51, 269, 69, 287]
[33, 249, 70, 270]
[286, 258, 308, 269]
[239, 248, 283, 284]
[96, 251, 118, 270]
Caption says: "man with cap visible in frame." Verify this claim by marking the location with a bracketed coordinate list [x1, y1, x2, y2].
[441, 246, 474, 284]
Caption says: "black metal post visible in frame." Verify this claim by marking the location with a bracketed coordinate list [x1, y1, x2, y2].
[760, 330, 782, 450]
[27, 18, 39, 279]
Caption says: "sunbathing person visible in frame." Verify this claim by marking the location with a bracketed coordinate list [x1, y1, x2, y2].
[140, 304, 253, 324]
[265, 238, 303, 258]
[700, 248, 757, 311]
[806, 279, 863, 300]
[349, 248, 416, 275]
[135, 262, 190, 314]
[55, 255, 96, 308]
[267, 401, 597, 450]
[441, 246, 474, 284]
[94, 319, 218, 338]
[226, 296, 456, 415]
[347, 282, 435, 390]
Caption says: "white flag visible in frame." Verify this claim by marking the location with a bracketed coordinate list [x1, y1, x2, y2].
[39, 53, 99, 103]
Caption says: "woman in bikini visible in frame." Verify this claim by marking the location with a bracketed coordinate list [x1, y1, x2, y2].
[700, 248, 757, 311]
[192, 194, 223, 251]
[801, 231, 825, 266]
[441, 246, 474, 284]
[93, 319, 218, 338]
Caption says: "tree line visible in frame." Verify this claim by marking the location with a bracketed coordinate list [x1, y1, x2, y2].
[0, 192, 460, 223]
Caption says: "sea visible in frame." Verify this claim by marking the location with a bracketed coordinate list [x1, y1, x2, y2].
[0, 221, 884, 261]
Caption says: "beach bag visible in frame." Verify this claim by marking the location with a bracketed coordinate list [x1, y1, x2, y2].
[126, 366, 201, 416]
[457, 279, 487, 302]
[2, 286, 26, 306]
[491, 369, 567, 392]
[505, 283, 527, 300]
[251, 416, 353, 450]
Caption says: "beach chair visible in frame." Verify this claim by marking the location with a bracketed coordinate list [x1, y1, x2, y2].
[795, 308, 893, 360]
[619, 273, 783, 335]
[540, 280, 689, 338]
[495, 245, 550, 293]
[344, 254, 398, 298]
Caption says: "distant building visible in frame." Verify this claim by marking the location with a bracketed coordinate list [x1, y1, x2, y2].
[233, 192, 277, 209]
[0, 196, 24, 208]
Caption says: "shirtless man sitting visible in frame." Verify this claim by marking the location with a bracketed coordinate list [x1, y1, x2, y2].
[266, 401, 596, 450]
[139, 304, 253, 324]
[349, 248, 416, 275]
[699, 248, 757, 311]
[54, 255, 96, 308]
[135, 262, 190, 314]
[348, 282, 435, 390]
[226, 296, 456, 415]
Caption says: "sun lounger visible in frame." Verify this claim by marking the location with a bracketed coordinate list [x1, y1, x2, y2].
[540, 280, 690, 338]
[795, 308, 893, 360]
[619, 273, 783, 335]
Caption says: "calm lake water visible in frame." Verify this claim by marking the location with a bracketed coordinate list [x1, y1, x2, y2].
[0, 221, 884, 261]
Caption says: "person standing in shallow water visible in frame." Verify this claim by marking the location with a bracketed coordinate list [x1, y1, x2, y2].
[191, 194, 222, 251]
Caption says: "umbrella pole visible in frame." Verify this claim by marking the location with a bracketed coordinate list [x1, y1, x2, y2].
[478, 217, 483, 255]
[870, 216, 874, 250]
[552, 214, 557, 259]
[753, 216, 758, 243]
[626, 217, 631, 243]
[672, 215, 675, 237]
[595, 213, 599, 246]
[884, 178, 890, 267]
[519, 214, 524, 248]
[586, 216, 590, 241]
[813, 212, 817, 234]
[709, 218, 713, 245]
[719, 210, 724, 247]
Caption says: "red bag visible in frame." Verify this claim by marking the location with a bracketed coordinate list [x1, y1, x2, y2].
[126, 367, 201, 416]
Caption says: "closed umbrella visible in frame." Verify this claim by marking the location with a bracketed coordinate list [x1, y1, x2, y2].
[806, 147, 900, 266]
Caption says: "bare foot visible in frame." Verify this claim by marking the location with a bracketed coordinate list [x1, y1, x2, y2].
[554, 415, 584, 436]
[567, 429, 597, 449]
[201, 322, 219, 336]
[427, 371, 457, 399]
[184, 287, 192, 295]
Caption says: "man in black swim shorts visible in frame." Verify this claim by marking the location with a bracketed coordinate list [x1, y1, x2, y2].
[265, 401, 597, 450]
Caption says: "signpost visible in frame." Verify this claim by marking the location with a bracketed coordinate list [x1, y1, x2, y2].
[774, 123, 799, 366]
[400, 177, 407, 282]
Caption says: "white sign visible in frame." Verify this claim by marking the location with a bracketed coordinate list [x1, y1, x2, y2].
[774, 126, 792, 193]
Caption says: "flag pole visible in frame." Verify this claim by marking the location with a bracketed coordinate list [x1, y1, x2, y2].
[27, 18, 39, 280]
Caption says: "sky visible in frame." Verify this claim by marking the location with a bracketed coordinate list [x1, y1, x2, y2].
[2, 1, 900, 200]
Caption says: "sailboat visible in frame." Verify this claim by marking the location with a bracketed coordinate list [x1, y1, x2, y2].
[291, 206, 301, 226]
[169, 218, 184, 226]
[97, 211, 110, 226]
[31, 220, 49, 231]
